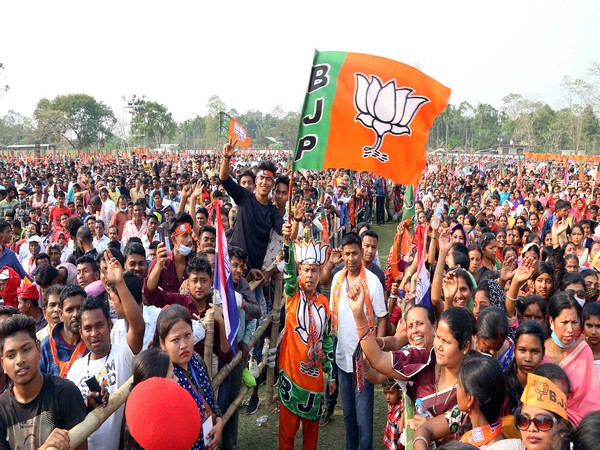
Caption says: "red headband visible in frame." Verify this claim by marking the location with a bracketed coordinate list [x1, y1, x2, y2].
[172, 222, 193, 236]
[257, 170, 275, 179]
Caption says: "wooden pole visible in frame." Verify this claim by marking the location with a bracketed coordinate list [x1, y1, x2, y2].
[204, 308, 215, 379]
[211, 314, 273, 389]
[265, 272, 283, 409]
[47, 377, 133, 450]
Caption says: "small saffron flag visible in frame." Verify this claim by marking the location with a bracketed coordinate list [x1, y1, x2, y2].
[213, 200, 240, 354]
[292, 50, 451, 185]
[219, 112, 252, 149]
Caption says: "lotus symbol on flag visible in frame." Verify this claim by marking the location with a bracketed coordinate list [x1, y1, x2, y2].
[354, 74, 430, 163]
[234, 122, 247, 141]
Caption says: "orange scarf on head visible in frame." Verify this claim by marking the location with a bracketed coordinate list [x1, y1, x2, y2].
[331, 265, 373, 334]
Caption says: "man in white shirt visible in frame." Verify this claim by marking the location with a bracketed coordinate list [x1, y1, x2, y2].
[329, 232, 388, 450]
[67, 250, 144, 450]
[93, 219, 110, 254]
[99, 186, 115, 227]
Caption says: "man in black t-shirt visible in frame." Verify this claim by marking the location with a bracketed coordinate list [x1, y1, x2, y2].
[0, 315, 87, 450]
[219, 138, 284, 271]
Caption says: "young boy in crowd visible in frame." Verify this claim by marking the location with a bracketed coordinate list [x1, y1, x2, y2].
[583, 302, 600, 381]
[382, 379, 403, 450]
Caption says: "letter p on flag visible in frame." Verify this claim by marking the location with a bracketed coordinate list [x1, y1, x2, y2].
[293, 50, 451, 185]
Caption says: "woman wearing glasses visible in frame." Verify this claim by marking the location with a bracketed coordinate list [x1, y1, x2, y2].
[506, 371, 572, 450]
[541, 292, 600, 425]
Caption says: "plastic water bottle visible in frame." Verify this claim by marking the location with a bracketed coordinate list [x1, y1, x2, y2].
[415, 399, 436, 448]
[415, 398, 431, 418]
[256, 415, 269, 426]
[431, 199, 444, 230]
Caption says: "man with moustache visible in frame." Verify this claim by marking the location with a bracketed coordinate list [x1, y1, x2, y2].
[40, 285, 88, 378]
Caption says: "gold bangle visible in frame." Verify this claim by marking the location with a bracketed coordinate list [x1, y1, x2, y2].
[434, 272, 444, 278]
[506, 294, 518, 302]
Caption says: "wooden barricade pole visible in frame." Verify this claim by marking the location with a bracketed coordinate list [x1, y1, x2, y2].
[211, 314, 273, 390]
[204, 308, 215, 379]
[47, 377, 133, 450]
[265, 272, 283, 409]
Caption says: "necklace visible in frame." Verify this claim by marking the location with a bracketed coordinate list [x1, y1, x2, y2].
[432, 364, 457, 416]
[86, 346, 112, 380]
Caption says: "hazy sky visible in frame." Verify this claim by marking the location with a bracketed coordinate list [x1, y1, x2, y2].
[1, 0, 598, 123]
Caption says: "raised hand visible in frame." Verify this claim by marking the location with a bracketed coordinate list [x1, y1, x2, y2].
[438, 227, 452, 253]
[102, 248, 123, 285]
[293, 199, 306, 220]
[156, 242, 168, 268]
[328, 248, 343, 266]
[499, 254, 517, 282]
[552, 217, 569, 237]
[223, 137, 238, 159]
[442, 271, 458, 304]
[282, 222, 293, 243]
[347, 280, 366, 315]
[191, 180, 203, 198]
[512, 256, 536, 284]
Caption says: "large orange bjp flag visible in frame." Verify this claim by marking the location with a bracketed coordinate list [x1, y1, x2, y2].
[293, 50, 451, 185]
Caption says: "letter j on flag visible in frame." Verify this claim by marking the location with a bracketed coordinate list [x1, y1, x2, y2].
[293, 50, 451, 185]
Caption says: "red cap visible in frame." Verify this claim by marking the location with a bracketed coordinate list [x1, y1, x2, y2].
[17, 284, 40, 302]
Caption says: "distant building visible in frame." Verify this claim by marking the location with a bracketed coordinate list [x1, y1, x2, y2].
[496, 145, 528, 156]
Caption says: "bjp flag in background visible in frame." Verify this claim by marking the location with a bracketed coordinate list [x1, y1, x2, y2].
[293, 50, 450, 185]
[219, 112, 252, 149]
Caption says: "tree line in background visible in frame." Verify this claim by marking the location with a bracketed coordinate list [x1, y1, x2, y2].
[1, 62, 599, 153]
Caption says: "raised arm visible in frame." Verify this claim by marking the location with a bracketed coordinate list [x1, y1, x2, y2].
[219, 138, 237, 182]
[430, 229, 451, 320]
[347, 280, 409, 381]
[103, 248, 144, 355]
[505, 256, 535, 319]
[188, 181, 203, 237]
[145, 242, 167, 291]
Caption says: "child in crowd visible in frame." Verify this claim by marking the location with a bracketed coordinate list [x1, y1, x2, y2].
[583, 302, 600, 381]
[383, 379, 403, 450]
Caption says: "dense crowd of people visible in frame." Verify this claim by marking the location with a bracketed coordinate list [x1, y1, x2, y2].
[1, 143, 600, 450]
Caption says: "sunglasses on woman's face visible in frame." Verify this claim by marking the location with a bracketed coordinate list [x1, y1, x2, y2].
[515, 413, 557, 432]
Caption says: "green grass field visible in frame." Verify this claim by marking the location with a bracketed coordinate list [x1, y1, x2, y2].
[236, 222, 397, 449]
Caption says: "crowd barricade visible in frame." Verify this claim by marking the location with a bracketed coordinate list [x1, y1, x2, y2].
[47, 272, 285, 447]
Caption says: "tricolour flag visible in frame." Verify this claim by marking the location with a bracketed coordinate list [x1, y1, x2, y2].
[213, 200, 240, 354]
[564, 160, 569, 187]
[478, 159, 485, 178]
[412, 224, 432, 310]
[219, 112, 252, 149]
[292, 50, 451, 185]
